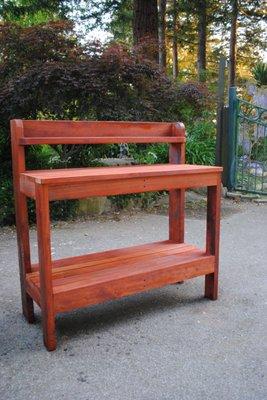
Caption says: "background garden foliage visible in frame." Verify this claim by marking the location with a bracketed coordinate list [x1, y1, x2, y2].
[0, 21, 215, 225]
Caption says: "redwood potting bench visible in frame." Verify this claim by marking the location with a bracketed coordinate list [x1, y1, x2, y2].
[11, 119, 222, 351]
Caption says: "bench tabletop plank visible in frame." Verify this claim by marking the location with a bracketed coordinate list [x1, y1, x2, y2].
[21, 164, 222, 185]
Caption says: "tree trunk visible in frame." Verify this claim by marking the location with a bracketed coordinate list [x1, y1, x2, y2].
[229, 0, 238, 87]
[172, 0, 178, 79]
[158, 0, 167, 70]
[133, 0, 159, 63]
[197, 0, 207, 82]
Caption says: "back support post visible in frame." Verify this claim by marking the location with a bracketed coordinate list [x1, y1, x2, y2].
[11, 120, 34, 323]
[169, 123, 185, 243]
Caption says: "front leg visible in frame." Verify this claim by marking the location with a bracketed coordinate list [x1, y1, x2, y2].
[205, 182, 221, 300]
[35, 184, 56, 351]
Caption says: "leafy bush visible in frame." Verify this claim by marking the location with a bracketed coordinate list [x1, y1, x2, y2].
[252, 62, 267, 87]
[116, 114, 216, 208]
[128, 113, 216, 166]
[186, 117, 216, 165]
[128, 143, 168, 164]
[177, 82, 210, 107]
[0, 20, 210, 225]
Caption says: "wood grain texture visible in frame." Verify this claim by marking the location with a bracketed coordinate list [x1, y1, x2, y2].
[169, 127, 186, 243]
[19, 136, 185, 145]
[25, 242, 215, 313]
[35, 184, 56, 351]
[205, 181, 221, 300]
[19, 165, 222, 201]
[10, 120, 34, 323]
[21, 120, 183, 138]
[31, 240, 189, 272]
[55, 254, 214, 313]
[21, 164, 222, 185]
[11, 118, 222, 351]
[22, 172, 220, 201]
[169, 125, 186, 283]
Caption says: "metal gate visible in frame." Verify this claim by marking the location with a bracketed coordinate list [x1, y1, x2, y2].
[228, 87, 267, 195]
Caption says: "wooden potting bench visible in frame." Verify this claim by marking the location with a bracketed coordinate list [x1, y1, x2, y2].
[11, 119, 222, 351]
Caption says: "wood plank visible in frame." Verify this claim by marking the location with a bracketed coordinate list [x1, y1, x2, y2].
[20, 164, 222, 201]
[19, 136, 185, 145]
[25, 279, 41, 307]
[22, 120, 180, 138]
[54, 254, 214, 312]
[30, 240, 191, 273]
[26, 242, 214, 313]
[52, 249, 205, 290]
[21, 164, 222, 185]
[20, 175, 35, 199]
[29, 243, 196, 283]
[46, 173, 219, 200]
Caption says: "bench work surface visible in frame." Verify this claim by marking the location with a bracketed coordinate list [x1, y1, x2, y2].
[21, 164, 221, 183]
[20, 164, 222, 200]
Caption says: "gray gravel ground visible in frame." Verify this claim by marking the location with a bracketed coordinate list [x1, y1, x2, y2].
[0, 200, 266, 400]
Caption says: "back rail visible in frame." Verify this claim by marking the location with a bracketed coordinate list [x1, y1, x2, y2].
[15, 120, 185, 145]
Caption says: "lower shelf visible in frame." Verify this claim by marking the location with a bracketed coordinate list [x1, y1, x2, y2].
[26, 241, 215, 313]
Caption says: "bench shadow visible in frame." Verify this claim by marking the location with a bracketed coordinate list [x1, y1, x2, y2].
[53, 285, 206, 342]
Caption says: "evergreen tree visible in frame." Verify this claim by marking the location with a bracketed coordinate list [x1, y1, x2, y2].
[0, 0, 68, 25]
[133, 0, 159, 62]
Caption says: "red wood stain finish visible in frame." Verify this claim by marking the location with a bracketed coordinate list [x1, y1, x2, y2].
[35, 184, 56, 351]
[11, 120, 34, 323]
[11, 119, 222, 351]
[205, 182, 221, 300]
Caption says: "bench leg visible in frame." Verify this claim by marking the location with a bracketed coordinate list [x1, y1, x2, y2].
[169, 142, 185, 284]
[22, 293, 35, 323]
[15, 194, 35, 323]
[36, 184, 57, 351]
[169, 189, 185, 243]
[169, 188, 185, 284]
[205, 183, 221, 300]
[12, 120, 35, 323]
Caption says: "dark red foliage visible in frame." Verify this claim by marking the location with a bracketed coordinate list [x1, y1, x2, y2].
[0, 21, 81, 85]
[177, 82, 211, 107]
[0, 20, 209, 225]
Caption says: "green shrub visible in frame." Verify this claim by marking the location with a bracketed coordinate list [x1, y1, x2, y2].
[118, 114, 216, 209]
[186, 116, 216, 165]
[252, 62, 267, 87]
[128, 115, 216, 167]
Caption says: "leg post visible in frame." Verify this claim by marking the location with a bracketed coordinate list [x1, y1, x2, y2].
[169, 140, 185, 284]
[11, 120, 34, 322]
[169, 189, 185, 243]
[15, 195, 35, 323]
[205, 182, 221, 300]
[169, 189, 185, 284]
[35, 184, 56, 351]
